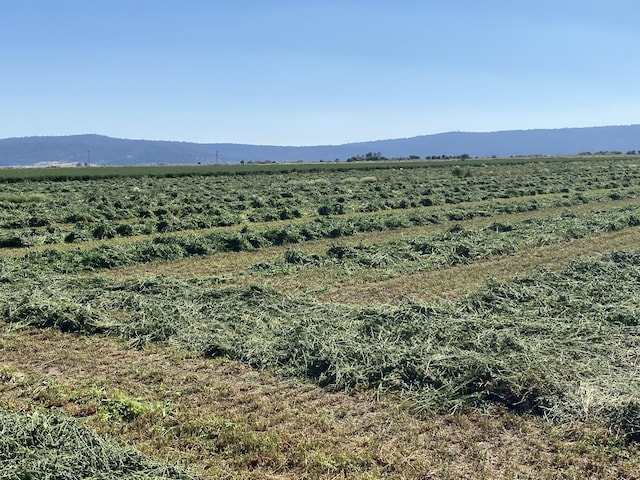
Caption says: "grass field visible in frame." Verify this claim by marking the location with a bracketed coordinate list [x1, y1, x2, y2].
[2, 156, 640, 479]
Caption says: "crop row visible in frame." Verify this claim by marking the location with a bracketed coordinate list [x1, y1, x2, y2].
[0, 408, 194, 479]
[4, 195, 640, 276]
[0, 156, 638, 233]
[251, 205, 640, 278]
[4, 251, 640, 440]
[2, 181, 639, 249]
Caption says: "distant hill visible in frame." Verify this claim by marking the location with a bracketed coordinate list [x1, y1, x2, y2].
[1, 125, 639, 167]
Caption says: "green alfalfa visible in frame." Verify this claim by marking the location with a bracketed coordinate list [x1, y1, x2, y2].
[4, 293, 111, 334]
[0, 408, 195, 479]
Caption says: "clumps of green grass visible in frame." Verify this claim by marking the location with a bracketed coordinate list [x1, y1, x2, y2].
[8, 191, 632, 274]
[0, 408, 196, 479]
[0, 235, 28, 249]
[608, 401, 640, 442]
[0, 227, 64, 249]
[4, 292, 111, 334]
[0, 193, 46, 204]
[251, 206, 640, 278]
[3, 252, 640, 441]
[98, 389, 170, 422]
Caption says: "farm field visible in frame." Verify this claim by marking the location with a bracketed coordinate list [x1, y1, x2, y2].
[2, 156, 640, 479]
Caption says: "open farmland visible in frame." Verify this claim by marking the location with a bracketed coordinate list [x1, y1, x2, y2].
[2, 156, 640, 479]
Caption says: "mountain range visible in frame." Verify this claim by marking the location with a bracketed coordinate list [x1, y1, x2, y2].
[1, 125, 639, 167]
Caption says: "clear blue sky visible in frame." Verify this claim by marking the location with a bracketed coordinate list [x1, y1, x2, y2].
[2, 1, 639, 145]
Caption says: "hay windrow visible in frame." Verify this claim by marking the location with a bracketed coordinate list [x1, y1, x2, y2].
[3, 251, 640, 439]
[0, 408, 196, 479]
[4, 157, 640, 476]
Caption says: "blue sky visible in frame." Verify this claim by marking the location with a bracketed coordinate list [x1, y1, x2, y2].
[2, 1, 639, 145]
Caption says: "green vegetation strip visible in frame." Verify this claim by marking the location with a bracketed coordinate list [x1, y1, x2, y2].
[248, 205, 640, 279]
[0, 408, 195, 479]
[0, 155, 606, 182]
[6, 201, 640, 280]
[322, 225, 640, 305]
[1, 154, 638, 246]
[0, 184, 633, 249]
[4, 251, 640, 440]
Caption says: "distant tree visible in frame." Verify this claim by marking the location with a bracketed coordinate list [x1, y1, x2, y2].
[346, 152, 388, 162]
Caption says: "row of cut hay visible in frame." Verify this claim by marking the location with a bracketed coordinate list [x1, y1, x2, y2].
[1, 161, 638, 249]
[4, 251, 640, 440]
[255, 206, 640, 276]
[0, 185, 591, 249]
[5, 200, 640, 278]
[0, 408, 195, 479]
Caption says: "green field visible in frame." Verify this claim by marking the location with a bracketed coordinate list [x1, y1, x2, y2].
[2, 156, 640, 479]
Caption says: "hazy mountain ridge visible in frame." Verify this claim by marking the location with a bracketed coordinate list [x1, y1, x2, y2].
[1, 125, 639, 166]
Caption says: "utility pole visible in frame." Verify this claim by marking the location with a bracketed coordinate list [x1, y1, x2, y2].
[87, 150, 91, 166]
[215, 150, 219, 164]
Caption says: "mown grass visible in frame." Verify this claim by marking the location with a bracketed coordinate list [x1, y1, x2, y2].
[3, 155, 640, 478]
[0, 407, 195, 479]
[2, 326, 639, 479]
[97, 194, 640, 280]
[2, 192, 639, 286]
[1, 165, 638, 250]
[323, 225, 640, 304]
[3, 251, 640, 441]
[96, 203, 640, 309]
